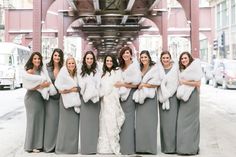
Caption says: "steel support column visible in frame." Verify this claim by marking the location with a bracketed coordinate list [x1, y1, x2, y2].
[33, 0, 42, 52]
[149, 1, 168, 52]
[161, 0, 168, 51]
[4, 9, 10, 42]
[178, 0, 199, 58]
[190, 0, 199, 58]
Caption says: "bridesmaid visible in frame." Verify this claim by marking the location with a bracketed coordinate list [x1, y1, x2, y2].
[115, 47, 141, 155]
[158, 51, 179, 154]
[44, 48, 64, 152]
[176, 51, 201, 155]
[135, 50, 159, 154]
[55, 57, 80, 154]
[23, 52, 50, 153]
[79, 51, 101, 155]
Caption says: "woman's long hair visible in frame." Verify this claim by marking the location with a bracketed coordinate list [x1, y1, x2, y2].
[47, 48, 64, 70]
[102, 54, 119, 77]
[66, 57, 77, 77]
[139, 50, 155, 71]
[179, 51, 194, 70]
[80, 51, 97, 77]
[24, 52, 43, 71]
[118, 46, 132, 69]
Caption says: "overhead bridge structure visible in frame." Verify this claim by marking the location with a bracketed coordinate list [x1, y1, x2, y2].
[4, 0, 213, 58]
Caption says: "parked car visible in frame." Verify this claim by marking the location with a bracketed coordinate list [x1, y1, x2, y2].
[212, 59, 236, 89]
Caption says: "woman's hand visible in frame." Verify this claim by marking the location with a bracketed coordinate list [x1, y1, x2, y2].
[69, 87, 78, 93]
[179, 79, 186, 85]
[180, 79, 201, 87]
[59, 87, 78, 94]
[138, 83, 146, 89]
[59, 89, 70, 94]
[40, 81, 50, 88]
[31, 81, 50, 90]
[114, 81, 124, 88]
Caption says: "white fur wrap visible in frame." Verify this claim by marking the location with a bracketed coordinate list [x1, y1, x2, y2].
[78, 69, 101, 103]
[22, 65, 57, 100]
[157, 62, 179, 110]
[119, 61, 142, 101]
[176, 59, 202, 101]
[55, 66, 81, 113]
[133, 65, 160, 104]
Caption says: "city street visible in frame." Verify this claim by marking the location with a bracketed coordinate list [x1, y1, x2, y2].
[0, 84, 236, 157]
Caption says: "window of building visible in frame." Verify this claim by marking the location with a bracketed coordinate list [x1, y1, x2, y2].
[217, 4, 221, 29]
[200, 39, 208, 62]
[168, 0, 182, 8]
[222, 1, 229, 27]
[232, 0, 236, 25]
[200, 0, 210, 7]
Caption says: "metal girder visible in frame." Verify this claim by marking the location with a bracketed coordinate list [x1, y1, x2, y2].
[65, 0, 162, 54]
[67, 0, 78, 10]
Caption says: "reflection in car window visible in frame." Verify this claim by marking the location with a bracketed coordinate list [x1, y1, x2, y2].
[224, 62, 236, 71]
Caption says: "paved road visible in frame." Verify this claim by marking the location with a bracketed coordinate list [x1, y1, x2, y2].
[0, 85, 236, 157]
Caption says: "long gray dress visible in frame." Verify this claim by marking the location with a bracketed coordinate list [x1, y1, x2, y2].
[80, 99, 100, 154]
[120, 89, 136, 155]
[55, 98, 80, 154]
[136, 94, 158, 154]
[159, 68, 179, 154]
[24, 71, 45, 151]
[176, 88, 200, 155]
[43, 66, 60, 152]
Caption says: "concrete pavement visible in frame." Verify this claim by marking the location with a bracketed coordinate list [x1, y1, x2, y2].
[1, 85, 236, 157]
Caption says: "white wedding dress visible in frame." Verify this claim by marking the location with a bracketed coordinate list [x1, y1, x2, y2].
[97, 69, 125, 155]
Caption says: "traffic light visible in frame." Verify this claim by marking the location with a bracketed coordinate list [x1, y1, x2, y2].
[220, 32, 225, 47]
[213, 39, 218, 50]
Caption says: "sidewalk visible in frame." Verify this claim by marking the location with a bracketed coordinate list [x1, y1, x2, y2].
[1, 86, 236, 157]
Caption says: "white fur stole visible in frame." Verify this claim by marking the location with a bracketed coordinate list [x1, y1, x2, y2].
[133, 64, 160, 104]
[22, 65, 57, 100]
[55, 66, 81, 113]
[78, 69, 101, 103]
[119, 61, 142, 101]
[176, 59, 202, 101]
[157, 62, 179, 110]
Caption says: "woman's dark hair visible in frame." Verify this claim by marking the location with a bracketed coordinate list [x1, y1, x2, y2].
[80, 51, 97, 77]
[24, 52, 43, 71]
[179, 51, 194, 70]
[66, 57, 77, 77]
[47, 48, 64, 70]
[160, 51, 172, 65]
[139, 50, 155, 70]
[102, 54, 119, 77]
[118, 46, 132, 69]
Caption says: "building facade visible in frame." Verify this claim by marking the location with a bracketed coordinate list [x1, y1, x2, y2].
[208, 0, 236, 59]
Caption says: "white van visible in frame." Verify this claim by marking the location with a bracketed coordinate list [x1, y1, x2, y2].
[0, 42, 31, 89]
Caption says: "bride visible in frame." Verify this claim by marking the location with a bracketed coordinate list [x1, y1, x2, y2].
[97, 54, 125, 155]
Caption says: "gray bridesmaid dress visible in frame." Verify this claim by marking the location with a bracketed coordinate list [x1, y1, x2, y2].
[135, 94, 158, 154]
[120, 89, 136, 155]
[176, 88, 200, 155]
[80, 99, 100, 154]
[43, 66, 60, 152]
[24, 71, 45, 152]
[55, 98, 80, 154]
[159, 68, 179, 154]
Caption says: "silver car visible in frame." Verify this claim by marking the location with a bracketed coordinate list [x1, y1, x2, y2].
[212, 59, 236, 89]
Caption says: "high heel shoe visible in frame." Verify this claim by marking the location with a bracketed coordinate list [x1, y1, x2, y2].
[32, 149, 40, 153]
